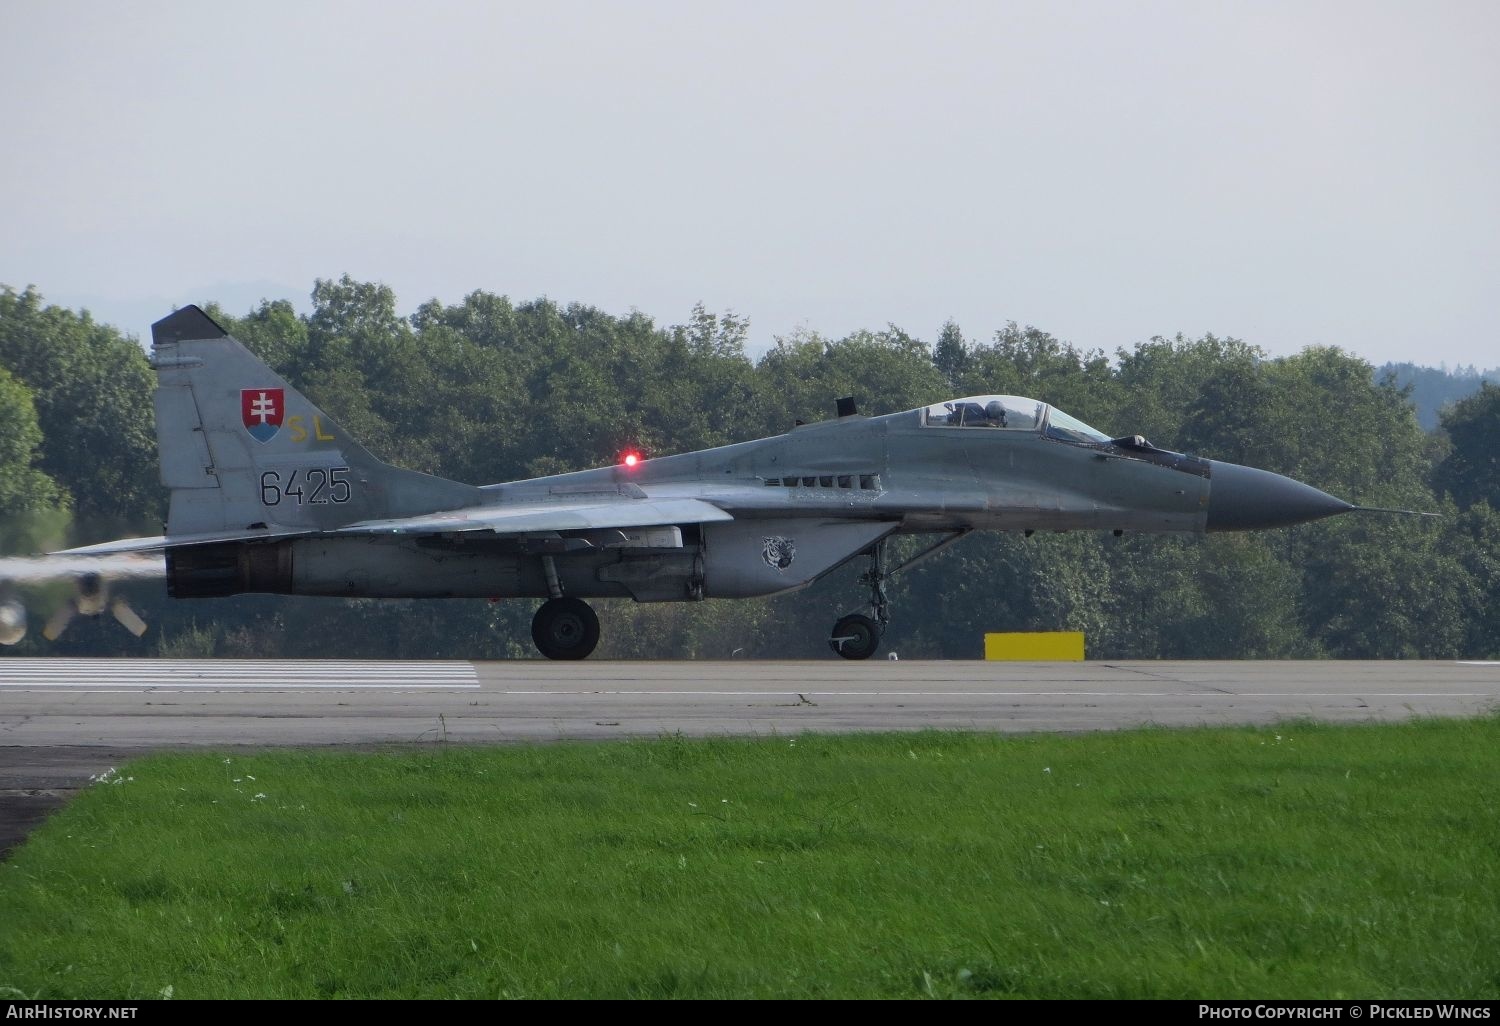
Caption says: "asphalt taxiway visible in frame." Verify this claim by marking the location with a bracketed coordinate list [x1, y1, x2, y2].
[2, 658, 1497, 857]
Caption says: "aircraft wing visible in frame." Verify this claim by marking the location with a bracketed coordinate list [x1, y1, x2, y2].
[55, 497, 733, 555]
[339, 497, 733, 536]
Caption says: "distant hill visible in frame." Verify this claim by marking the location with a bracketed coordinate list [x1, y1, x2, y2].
[1379, 362, 1500, 431]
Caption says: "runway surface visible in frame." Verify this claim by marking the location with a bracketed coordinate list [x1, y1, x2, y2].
[3, 658, 1498, 857]
[5, 657, 1499, 746]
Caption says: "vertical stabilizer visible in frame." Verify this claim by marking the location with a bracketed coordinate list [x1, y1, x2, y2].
[150, 306, 481, 537]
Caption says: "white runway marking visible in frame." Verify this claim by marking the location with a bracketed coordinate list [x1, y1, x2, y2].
[491, 690, 1494, 698]
[0, 659, 479, 690]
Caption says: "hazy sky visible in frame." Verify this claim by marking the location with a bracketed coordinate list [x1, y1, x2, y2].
[3, 1, 1496, 367]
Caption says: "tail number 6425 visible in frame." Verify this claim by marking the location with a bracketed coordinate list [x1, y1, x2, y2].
[260, 467, 351, 506]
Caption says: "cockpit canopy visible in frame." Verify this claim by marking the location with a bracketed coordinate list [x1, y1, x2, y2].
[919, 394, 1112, 445]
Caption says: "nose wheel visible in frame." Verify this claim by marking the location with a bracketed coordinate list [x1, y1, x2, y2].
[532, 597, 600, 660]
[829, 613, 882, 660]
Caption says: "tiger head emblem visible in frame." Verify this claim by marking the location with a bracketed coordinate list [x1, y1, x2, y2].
[762, 536, 796, 571]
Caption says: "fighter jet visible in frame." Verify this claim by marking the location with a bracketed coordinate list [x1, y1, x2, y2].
[63, 305, 1365, 660]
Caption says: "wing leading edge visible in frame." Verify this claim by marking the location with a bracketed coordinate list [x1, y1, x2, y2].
[342, 496, 733, 536]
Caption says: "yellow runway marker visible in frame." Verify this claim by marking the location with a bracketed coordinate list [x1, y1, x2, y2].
[984, 631, 1085, 661]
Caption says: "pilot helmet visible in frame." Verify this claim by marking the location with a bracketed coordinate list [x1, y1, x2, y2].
[985, 400, 1007, 424]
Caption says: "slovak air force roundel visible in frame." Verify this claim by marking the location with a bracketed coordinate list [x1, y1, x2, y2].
[241, 388, 285, 443]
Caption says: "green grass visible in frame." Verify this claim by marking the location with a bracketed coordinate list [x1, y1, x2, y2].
[3, 720, 1499, 999]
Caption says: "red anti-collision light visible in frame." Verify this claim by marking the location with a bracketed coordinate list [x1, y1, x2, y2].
[622, 451, 641, 468]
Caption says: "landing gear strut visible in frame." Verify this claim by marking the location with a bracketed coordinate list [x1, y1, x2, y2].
[827, 530, 973, 660]
[829, 544, 890, 660]
[532, 597, 600, 660]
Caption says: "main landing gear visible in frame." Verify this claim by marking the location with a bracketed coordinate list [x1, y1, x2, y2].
[828, 531, 973, 660]
[532, 596, 600, 660]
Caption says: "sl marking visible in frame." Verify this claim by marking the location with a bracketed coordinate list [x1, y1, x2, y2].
[286, 415, 336, 444]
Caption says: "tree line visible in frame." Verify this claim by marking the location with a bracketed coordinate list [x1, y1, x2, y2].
[1381, 362, 1500, 431]
[1, 278, 1496, 660]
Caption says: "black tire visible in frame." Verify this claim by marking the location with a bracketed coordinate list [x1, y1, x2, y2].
[531, 597, 601, 660]
[829, 613, 881, 660]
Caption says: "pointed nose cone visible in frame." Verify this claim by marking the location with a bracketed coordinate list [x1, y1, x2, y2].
[1206, 461, 1353, 531]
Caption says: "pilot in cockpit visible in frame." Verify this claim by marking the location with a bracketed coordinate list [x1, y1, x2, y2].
[946, 400, 1008, 427]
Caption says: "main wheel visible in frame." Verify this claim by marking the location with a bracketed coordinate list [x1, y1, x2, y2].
[531, 597, 601, 660]
[829, 613, 881, 660]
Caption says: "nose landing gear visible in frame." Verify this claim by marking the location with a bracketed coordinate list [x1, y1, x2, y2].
[829, 543, 890, 660]
[827, 530, 973, 660]
[829, 612, 882, 660]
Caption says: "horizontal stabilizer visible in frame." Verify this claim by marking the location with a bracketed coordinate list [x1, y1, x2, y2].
[56, 527, 312, 557]
[4, 551, 166, 579]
